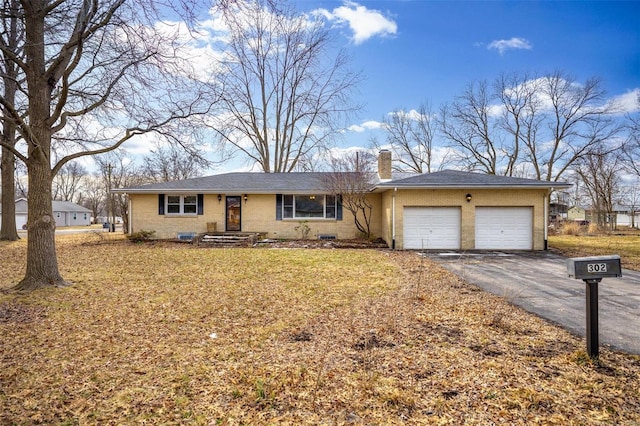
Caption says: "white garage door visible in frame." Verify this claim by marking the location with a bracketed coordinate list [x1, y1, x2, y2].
[403, 207, 460, 250]
[16, 214, 27, 230]
[475, 207, 532, 250]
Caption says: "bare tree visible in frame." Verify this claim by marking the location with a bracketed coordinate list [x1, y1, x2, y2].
[495, 72, 540, 177]
[141, 142, 210, 183]
[622, 92, 640, 178]
[321, 151, 376, 238]
[52, 161, 86, 202]
[574, 148, 624, 228]
[531, 71, 620, 182]
[441, 71, 621, 181]
[0, 0, 23, 240]
[13, 159, 27, 198]
[0, 0, 215, 291]
[211, 0, 361, 172]
[97, 153, 145, 234]
[619, 182, 640, 229]
[79, 174, 106, 224]
[374, 103, 446, 173]
[439, 80, 504, 175]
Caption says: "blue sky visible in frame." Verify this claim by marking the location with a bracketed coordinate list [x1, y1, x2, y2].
[299, 0, 639, 149]
[110, 0, 639, 174]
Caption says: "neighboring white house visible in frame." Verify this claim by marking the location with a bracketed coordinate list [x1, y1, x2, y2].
[0, 198, 29, 230]
[52, 200, 92, 227]
[614, 204, 640, 228]
[0, 198, 92, 230]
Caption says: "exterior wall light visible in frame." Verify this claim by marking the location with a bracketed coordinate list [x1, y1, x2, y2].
[217, 194, 222, 203]
[244, 194, 248, 203]
[466, 193, 472, 202]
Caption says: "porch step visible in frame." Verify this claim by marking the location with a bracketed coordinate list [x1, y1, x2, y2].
[194, 232, 264, 247]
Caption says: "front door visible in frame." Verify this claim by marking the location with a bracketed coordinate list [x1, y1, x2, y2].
[226, 196, 241, 231]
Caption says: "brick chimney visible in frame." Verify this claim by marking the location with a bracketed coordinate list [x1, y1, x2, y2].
[378, 149, 392, 180]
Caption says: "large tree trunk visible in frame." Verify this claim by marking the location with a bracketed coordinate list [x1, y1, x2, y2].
[13, 159, 69, 291]
[0, 146, 19, 241]
[12, 1, 69, 291]
[0, 2, 20, 242]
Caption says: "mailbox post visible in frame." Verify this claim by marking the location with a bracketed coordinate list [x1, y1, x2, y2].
[567, 255, 622, 358]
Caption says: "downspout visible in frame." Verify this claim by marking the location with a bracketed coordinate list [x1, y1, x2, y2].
[128, 196, 132, 235]
[392, 187, 397, 250]
[544, 192, 549, 250]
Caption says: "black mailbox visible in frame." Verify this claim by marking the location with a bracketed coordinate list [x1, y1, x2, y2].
[567, 255, 622, 280]
[566, 254, 622, 359]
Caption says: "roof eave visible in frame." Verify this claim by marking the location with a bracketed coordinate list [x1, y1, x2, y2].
[375, 183, 572, 190]
[112, 189, 336, 195]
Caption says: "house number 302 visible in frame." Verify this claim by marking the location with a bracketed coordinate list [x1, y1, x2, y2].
[587, 263, 608, 273]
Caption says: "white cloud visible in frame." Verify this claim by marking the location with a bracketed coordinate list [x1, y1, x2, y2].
[314, 1, 397, 45]
[388, 109, 428, 121]
[347, 120, 384, 132]
[609, 89, 640, 113]
[487, 37, 532, 55]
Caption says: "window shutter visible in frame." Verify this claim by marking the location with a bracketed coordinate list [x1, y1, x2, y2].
[336, 195, 343, 221]
[158, 194, 165, 215]
[197, 194, 204, 215]
[276, 194, 282, 220]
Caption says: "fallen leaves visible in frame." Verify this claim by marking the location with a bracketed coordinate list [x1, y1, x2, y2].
[0, 234, 639, 424]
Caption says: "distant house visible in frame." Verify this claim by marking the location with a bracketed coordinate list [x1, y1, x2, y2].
[115, 151, 571, 251]
[0, 198, 29, 230]
[0, 198, 92, 230]
[613, 204, 640, 228]
[567, 206, 587, 221]
[549, 201, 569, 223]
[51, 200, 92, 227]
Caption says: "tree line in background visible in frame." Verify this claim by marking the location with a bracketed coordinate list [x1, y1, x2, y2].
[0, 0, 638, 291]
[373, 74, 640, 227]
[10, 145, 210, 233]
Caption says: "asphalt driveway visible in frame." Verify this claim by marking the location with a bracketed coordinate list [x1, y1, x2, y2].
[426, 251, 640, 355]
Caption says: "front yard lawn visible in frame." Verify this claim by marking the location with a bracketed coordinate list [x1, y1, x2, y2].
[1, 234, 639, 424]
[549, 234, 640, 271]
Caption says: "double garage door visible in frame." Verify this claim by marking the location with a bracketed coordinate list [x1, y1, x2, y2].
[403, 206, 532, 250]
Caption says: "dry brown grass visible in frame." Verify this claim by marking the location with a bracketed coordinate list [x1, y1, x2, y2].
[550, 232, 640, 271]
[1, 234, 639, 424]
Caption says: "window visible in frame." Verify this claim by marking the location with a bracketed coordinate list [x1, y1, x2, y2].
[281, 194, 337, 219]
[166, 195, 198, 215]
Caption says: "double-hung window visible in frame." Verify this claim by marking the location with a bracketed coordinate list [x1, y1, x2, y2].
[166, 195, 197, 215]
[282, 194, 337, 219]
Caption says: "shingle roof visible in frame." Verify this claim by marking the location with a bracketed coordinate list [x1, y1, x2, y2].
[0, 199, 92, 214]
[115, 173, 333, 194]
[377, 170, 571, 189]
[115, 170, 570, 194]
[52, 200, 92, 213]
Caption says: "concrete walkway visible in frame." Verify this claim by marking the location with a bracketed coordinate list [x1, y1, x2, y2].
[426, 251, 640, 355]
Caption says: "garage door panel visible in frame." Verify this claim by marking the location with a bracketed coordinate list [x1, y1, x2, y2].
[475, 207, 532, 250]
[404, 207, 460, 250]
[15, 214, 27, 230]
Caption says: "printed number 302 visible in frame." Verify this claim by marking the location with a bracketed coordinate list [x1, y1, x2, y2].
[587, 263, 607, 273]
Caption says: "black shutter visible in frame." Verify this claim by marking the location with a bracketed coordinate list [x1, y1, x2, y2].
[276, 194, 282, 220]
[336, 195, 343, 221]
[197, 194, 204, 215]
[158, 194, 165, 215]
